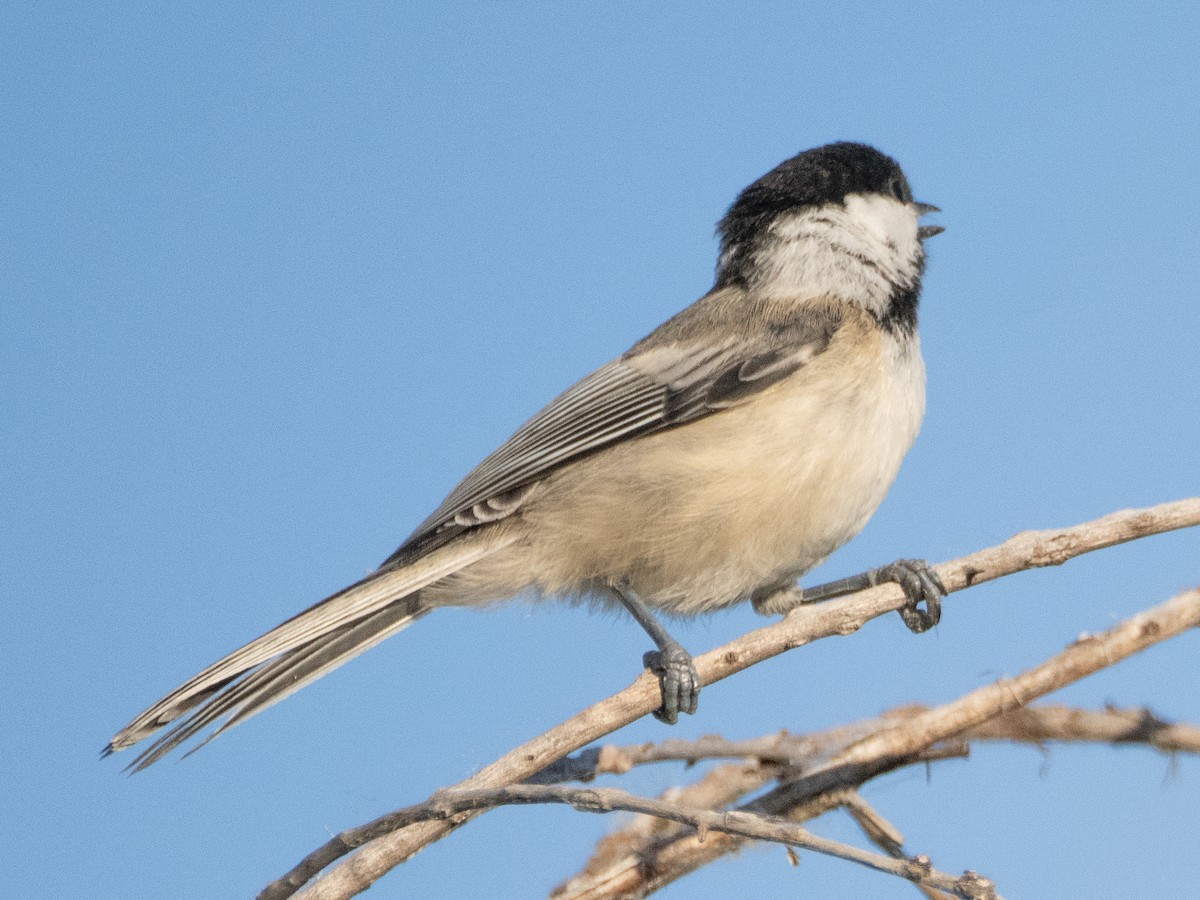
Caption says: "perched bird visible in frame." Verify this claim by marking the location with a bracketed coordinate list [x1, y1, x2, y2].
[107, 141, 945, 771]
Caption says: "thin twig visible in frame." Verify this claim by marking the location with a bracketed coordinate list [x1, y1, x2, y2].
[551, 748, 968, 900]
[550, 702, 1199, 898]
[831, 589, 1200, 772]
[532, 704, 1200, 788]
[965, 704, 1200, 753]
[552, 757, 784, 897]
[557, 587, 1200, 897]
[292, 782, 1001, 899]
[841, 792, 958, 900]
[528, 722, 878, 785]
[264, 499, 1200, 900]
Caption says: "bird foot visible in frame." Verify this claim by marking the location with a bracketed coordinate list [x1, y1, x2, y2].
[877, 558, 945, 633]
[643, 643, 699, 725]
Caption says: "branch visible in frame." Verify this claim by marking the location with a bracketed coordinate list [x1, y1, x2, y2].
[527, 721, 879, 785]
[841, 791, 959, 900]
[965, 704, 1200, 753]
[551, 747, 968, 900]
[277, 783, 1000, 899]
[555, 587, 1200, 897]
[827, 587, 1200, 773]
[532, 704, 1200, 787]
[264, 498, 1200, 900]
[552, 703, 1200, 897]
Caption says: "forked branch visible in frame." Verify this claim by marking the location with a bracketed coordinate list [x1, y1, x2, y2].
[261, 498, 1199, 900]
[552, 589, 1200, 898]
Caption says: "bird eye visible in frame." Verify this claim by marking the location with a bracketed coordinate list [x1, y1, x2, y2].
[888, 177, 908, 202]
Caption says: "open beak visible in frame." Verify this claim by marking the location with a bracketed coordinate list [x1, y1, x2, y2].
[915, 202, 944, 240]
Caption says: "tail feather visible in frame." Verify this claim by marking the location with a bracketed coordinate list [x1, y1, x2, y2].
[124, 599, 429, 771]
[107, 527, 515, 767]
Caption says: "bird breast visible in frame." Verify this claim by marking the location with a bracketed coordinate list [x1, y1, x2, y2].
[477, 314, 928, 615]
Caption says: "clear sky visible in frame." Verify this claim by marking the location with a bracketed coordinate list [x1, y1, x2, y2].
[3, 3, 1198, 898]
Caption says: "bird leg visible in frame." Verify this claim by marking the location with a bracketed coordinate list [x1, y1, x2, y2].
[607, 580, 699, 724]
[754, 558, 945, 634]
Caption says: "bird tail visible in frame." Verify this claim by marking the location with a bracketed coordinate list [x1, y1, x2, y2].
[106, 526, 515, 771]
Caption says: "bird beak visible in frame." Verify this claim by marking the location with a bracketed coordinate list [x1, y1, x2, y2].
[914, 201, 943, 239]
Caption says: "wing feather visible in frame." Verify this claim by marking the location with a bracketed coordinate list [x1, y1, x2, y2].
[390, 296, 844, 561]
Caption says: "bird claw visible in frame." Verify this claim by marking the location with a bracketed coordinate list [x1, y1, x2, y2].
[879, 558, 945, 633]
[643, 644, 699, 724]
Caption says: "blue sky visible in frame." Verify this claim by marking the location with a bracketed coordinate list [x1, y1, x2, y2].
[3, 3, 1198, 898]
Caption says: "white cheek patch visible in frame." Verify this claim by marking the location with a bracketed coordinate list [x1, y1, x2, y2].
[843, 193, 919, 250]
[751, 197, 923, 313]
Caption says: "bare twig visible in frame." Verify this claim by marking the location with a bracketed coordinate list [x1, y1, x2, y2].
[274, 782, 1001, 898]
[830, 588, 1200, 773]
[549, 702, 1199, 899]
[528, 722, 877, 785]
[533, 703, 1200, 788]
[966, 704, 1200, 753]
[551, 747, 968, 900]
[552, 757, 784, 897]
[264, 499, 1200, 900]
[558, 587, 1200, 897]
[842, 792, 957, 900]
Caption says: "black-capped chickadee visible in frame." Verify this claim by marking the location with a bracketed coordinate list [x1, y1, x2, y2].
[108, 141, 945, 770]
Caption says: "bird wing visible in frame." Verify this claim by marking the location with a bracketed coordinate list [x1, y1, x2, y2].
[389, 293, 844, 563]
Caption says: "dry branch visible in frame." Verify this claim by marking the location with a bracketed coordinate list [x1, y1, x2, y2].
[842, 791, 958, 900]
[548, 702, 1200, 898]
[533, 703, 1200, 787]
[528, 720, 879, 785]
[263, 498, 1200, 900]
[550, 748, 968, 900]
[276, 783, 998, 898]
[556, 587, 1200, 897]
[966, 704, 1200, 752]
[551, 703, 1200, 897]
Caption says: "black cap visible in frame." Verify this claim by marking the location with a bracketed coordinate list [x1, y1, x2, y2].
[718, 142, 911, 250]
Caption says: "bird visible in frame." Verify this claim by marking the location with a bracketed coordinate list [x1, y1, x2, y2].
[107, 140, 945, 771]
